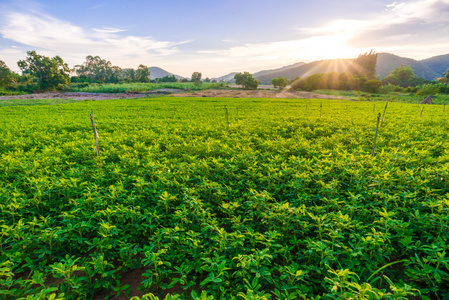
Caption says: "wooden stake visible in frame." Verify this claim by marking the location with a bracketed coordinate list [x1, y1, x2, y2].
[225, 105, 229, 128]
[380, 102, 388, 127]
[58, 107, 62, 118]
[320, 102, 322, 117]
[90, 110, 100, 157]
[372, 113, 381, 157]
[420, 107, 424, 117]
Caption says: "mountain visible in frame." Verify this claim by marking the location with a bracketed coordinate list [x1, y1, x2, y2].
[420, 54, 449, 78]
[252, 62, 306, 79]
[376, 53, 440, 80]
[254, 59, 353, 84]
[148, 67, 185, 80]
[211, 72, 238, 83]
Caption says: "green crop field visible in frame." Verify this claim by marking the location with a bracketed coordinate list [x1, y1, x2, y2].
[0, 97, 448, 300]
[67, 82, 228, 93]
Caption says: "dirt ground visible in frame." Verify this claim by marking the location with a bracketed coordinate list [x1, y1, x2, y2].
[0, 89, 347, 101]
[171, 89, 348, 99]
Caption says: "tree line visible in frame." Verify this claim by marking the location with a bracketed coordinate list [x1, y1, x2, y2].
[0, 51, 211, 93]
[290, 51, 449, 94]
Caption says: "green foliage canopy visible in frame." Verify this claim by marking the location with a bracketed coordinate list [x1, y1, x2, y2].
[382, 65, 416, 87]
[234, 72, 258, 89]
[17, 50, 70, 91]
[136, 64, 151, 83]
[0, 60, 15, 87]
[73, 55, 114, 83]
[191, 72, 202, 87]
[272, 77, 287, 89]
[347, 50, 378, 79]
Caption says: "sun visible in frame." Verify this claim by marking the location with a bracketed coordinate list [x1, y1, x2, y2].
[307, 34, 355, 60]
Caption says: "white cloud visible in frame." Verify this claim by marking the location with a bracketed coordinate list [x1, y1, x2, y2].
[0, 8, 189, 71]
[92, 27, 127, 33]
[386, 1, 407, 11]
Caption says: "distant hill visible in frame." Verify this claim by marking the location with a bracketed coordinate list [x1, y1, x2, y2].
[211, 72, 238, 83]
[254, 59, 353, 84]
[376, 53, 440, 80]
[149, 67, 185, 80]
[420, 54, 449, 78]
[252, 62, 306, 79]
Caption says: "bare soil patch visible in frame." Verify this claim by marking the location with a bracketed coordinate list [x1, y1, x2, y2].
[0, 89, 183, 101]
[171, 89, 348, 99]
[0, 88, 347, 101]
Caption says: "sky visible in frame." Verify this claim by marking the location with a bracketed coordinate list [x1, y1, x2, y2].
[0, 0, 448, 78]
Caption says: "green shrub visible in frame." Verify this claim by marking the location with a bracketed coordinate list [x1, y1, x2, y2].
[416, 84, 439, 96]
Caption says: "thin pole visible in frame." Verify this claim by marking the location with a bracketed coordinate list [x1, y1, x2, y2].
[90, 110, 100, 157]
[372, 113, 381, 157]
[380, 102, 388, 127]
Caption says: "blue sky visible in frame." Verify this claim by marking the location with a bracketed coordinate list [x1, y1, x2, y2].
[1, 0, 449, 77]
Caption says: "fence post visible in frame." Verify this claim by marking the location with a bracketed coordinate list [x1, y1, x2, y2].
[380, 102, 388, 127]
[372, 113, 381, 157]
[90, 110, 100, 157]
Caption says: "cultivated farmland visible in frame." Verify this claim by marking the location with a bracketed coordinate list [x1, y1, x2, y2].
[0, 97, 448, 299]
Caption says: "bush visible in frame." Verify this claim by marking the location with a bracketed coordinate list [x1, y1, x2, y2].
[290, 78, 304, 91]
[416, 84, 439, 96]
[362, 79, 382, 93]
[405, 86, 418, 93]
[393, 86, 404, 92]
[438, 84, 449, 94]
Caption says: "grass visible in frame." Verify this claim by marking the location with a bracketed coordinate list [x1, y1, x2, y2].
[313, 89, 449, 104]
[67, 82, 229, 93]
[0, 98, 79, 107]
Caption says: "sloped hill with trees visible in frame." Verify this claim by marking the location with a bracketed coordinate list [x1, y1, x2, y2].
[420, 53, 449, 78]
[376, 53, 439, 80]
[254, 59, 353, 84]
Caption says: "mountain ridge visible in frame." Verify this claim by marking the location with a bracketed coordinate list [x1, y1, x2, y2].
[206, 52, 449, 84]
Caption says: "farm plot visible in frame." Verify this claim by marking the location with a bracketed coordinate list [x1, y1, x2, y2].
[0, 97, 448, 299]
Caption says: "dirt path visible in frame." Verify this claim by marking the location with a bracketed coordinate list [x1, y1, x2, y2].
[171, 89, 348, 99]
[0, 89, 184, 101]
[0, 89, 347, 101]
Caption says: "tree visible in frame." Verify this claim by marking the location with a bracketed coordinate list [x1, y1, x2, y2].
[74, 55, 115, 83]
[362, 79, 382, 93]
[277, 77, 287, 89]
[347, 50, 378, 79]
[124, 68, 137, 83]
[323, 72, 339, 90]
[17, 50, 70, 91]
[191, 72, 201, 82]
[204, 77, 211, 83]
[191, 72, 202, 87]
[234, 72, 258, 89]
[109, 66, 122, 83]
[441, 69, 449, 83]
[382, 65, 415, 87]
[0, 60, 15, 87]
[303, 73, 326, 91]
[272, 77, 279, 88]
[136, 64, 150, 83]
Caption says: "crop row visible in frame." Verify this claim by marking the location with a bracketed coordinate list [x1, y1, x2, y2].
[0, 97, 448, 299]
